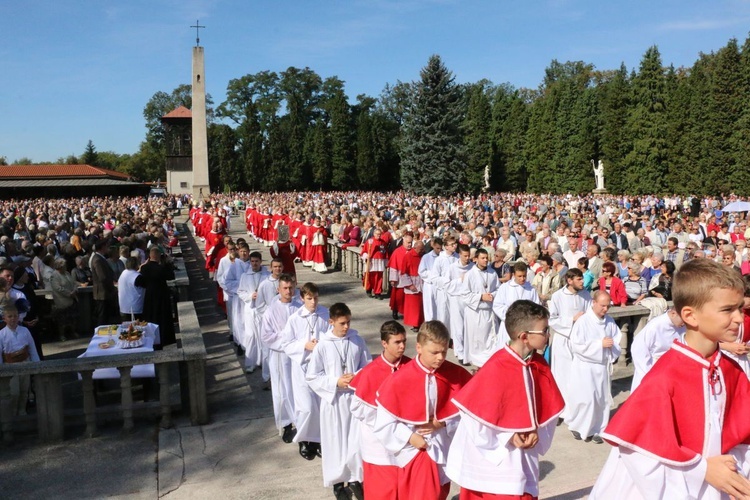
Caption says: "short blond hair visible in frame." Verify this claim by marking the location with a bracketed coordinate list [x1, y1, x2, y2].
[416, 320, 450, 346]
[673, 258, 743, 313]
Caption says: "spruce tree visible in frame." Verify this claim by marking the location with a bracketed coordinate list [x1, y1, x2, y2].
[463, 81, 493, 193]
[400, 55, 467, 195]
[622, 46, 669, 194]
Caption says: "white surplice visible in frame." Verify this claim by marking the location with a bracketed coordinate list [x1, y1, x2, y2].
[432, 251, 458, 327]
[223, 258, 251, 345]
[238, 268, 271, 370]
[261, 296, 301, 431]
[418, 250, 441, 322]
[255, 276, 279, 382]
[306, 328, 371, 487]
[462, 265, 499, 366]
[444, 261, 474, 359]
[548, 287, 592, 420]
[474, 281, 540, 366]
[566, 308, 622, 438]
[630, 312, 686, 392]
[281, 305, 330, 443]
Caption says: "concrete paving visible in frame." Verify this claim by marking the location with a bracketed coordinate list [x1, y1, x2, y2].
[0, 218, 636, 499]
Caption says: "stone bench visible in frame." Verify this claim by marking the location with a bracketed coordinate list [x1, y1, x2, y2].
[0, 301, 207, 443]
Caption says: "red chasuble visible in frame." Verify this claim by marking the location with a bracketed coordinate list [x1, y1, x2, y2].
[452, 345, 564, 432]
[377, 356, 472, 425]
[350, 354, 412, 408]
[602, 341, 750, 466]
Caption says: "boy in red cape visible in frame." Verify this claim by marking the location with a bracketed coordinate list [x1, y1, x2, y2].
[374, 320, 472, 499]
[349, 321, 411, 500]
[590, 259, 750, 499]
[446, 300, 564, 499]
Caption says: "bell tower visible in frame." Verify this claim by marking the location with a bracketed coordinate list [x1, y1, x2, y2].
[190, 20, 210, 201]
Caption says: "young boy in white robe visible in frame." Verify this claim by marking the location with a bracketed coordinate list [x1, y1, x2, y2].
[591, 259, 750, 499]
[0, 305, 40, 415]
[444, 244, 473, 362]
[629, 308, 685, 392]
[260, 273, 300, 443]
[475, 262, 541, 366]
[238, 251, 270, 373]
[255, 258, 283, 382]
[281, 282, 330, 460]
[447, 300, 564, 498]
[418, 237, 443, 322]
[223, 244, 251, 347]
[548, 268, 591, 423]
[306, 302, 371, 500]
[566, 290, 621, 443]
[431, 236, 458, 328]
[462, 248, 498, 366]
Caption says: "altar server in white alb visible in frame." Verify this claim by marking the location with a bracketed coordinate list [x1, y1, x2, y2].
[478, 262, 541, 365]
[629, 308, 685, 392]
[349, 321, 410, 500]
[281, 282, 329, 461]
[255, 258, 284, 382]
[238, 251, 271, 374]
[462, 248, 498, 366]
[418, 237, 443, 322]
[0, 305, 40, 415]
[431, 235, 458, 327]
[223, 243, 252, 347]
[215, 241, 237, 330]
[306, 302, 371, 500]
[260, 273, 300, 444]
[566, 290, 622, 443]
[548, 268, 591, 422]
[444, 244, 474, 362]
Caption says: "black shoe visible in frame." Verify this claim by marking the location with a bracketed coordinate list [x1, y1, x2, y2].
[392, 311, 399, 320]
[461, 360, 471, 367]
[377, 295, 383, 300]
[314, 442, 322, 458]
[333, 483, 352, 500]
[410, 327, 419, 333]
[592, 434, 604, 444]
[348, 481, 364, 500]
[299, 441, 316, 460]
[282, 424, 297, 443]
[366, 291, 372, 297]
[557, 417, 563, 427]
[571, 431, 582, 440]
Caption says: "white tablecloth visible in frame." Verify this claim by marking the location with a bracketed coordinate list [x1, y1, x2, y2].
[77, 323, 160, 380]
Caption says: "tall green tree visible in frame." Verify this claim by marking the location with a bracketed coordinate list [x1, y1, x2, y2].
[82, 140, 99, 166]
[400, 55, 467, 195]
[463, 80, 493, 193]
[207, 123, 240, 192]
[622, 46, 669, 194]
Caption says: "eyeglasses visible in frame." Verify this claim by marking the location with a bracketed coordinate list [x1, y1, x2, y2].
[525, 328, 550, 337]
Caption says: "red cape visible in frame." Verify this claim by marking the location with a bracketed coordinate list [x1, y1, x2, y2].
[452, 345, 564, 432]
[349, 354, 412, 408]
[377, 357, 472, 425]
[602, 342, 750, 466]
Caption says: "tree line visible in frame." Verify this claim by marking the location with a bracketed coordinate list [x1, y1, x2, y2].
[6, 34, 749, 196]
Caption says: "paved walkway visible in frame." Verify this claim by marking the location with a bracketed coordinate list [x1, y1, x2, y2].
[0, 219, 635, 499]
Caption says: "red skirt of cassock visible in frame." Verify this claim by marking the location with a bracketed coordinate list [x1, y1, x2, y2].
[460, 489, 537, 500]
[389, 287, 405, 314]
[403, 292, 423, 328]
[362, 462, 398, 500]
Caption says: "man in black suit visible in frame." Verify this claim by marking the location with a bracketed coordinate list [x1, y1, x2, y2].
[91, 238, 118, 326]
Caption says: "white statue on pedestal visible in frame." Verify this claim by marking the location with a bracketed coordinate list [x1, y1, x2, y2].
[483, 165, 490, 191]
[592, 159, 605, 191]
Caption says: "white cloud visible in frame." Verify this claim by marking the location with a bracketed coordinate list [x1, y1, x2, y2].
[657, 18, 748, 31]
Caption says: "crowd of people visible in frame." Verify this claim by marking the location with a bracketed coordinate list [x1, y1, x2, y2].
[5, 189, 750, 499]
[184, 189, 750, 499]
[0, 195, 184, 416]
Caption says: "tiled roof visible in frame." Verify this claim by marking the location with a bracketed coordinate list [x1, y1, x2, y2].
[162, 106, 192, 119]
[0, 165, 131, 180]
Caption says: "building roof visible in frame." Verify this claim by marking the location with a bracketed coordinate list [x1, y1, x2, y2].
[0, 178, 140, 188]
[162, 106, 192, 119]
[0, 165, 131, 180]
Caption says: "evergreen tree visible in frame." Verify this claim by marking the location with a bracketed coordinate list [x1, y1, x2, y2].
[207, 123, 240, 192]
[82, 140, 99, 166]
[400, 55, 467, 195]
[733, 34, 750, 194]
[463, 80, 493, 192]
[710, 39, 743, 193]
[354, 95, 378, 189]
[596, 64, 630, 194]
[622, 46, 669, 194]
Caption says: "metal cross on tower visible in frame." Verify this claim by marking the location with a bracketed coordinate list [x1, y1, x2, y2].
[190, 20, 205, 47]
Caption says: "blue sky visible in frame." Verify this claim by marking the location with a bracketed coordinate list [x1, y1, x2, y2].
[2, 0, 749, 163]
